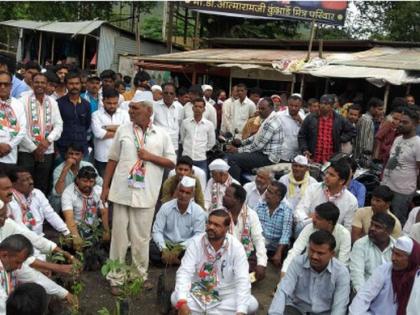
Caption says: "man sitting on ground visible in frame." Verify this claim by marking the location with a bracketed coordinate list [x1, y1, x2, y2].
[255, 181, 293, 268]
[350, 212, 396, 292]
[352, 185, 402, 243]
[281, 202, 351, 276]
[151, 176, 206, 265]
[61, 166, 110, 251]
[171, 209, 258, 315]
[204, 159, 240, 211]
[223, 183, 267, 281]
[243, 168, 272, 210]
[279, 155, 317, 211]
[161, 156, 205, 209]
[269, 230, 350, 315]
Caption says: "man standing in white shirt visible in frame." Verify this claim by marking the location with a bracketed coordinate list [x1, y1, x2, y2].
[8, 167, 69, 237]
[243, 168, 272, 210]
[153, 82, 183, 154]
[0, 71, 27, 169]
[171, 209, 258, 315]
[202, 84, 215, 106]
[101, 93, 176, 290]
[183, 85, 217, 130]
[91, 88, 129, 177]
[220, 85, 238, 135]
[18, 72, 63, 195]
[221, 83, 255, 139]
[295, 160, 358, 231]
[0, 234, 74, 314]
[278, 95, 306, 161]
[279, 155, 317, 211]
[223, 183, 267, 281]
[181, 98, 216, 172]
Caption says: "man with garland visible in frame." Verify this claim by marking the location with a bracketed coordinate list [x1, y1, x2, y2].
[18, 72, 63, 195]
[0, 71, 26, 169]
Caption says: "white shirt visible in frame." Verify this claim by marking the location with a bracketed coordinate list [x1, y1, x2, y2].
[204, 96, 216, 106]
[279, 173, 318, 211]
[221, 96, 256, 138]
[230, 206, 267, 267]
[0, 97, 27, 164]
[295, 182, 358, 231]
[168, 165, 207, 192]
[407, 270, 420, 315]
[8, 188, 69, 236]
[281, 223, 351, 273]
[0, 260, 68, 315]
[183, 101, 217, 130]
[98, 89, 124, 108]
[153, 100, 183, 149]
[18, 93, 62, 154]
[204, 176, 240, 211]
[243, 181, 265, 210]
[403, 206, 420, 235]
[180, 117, 216, 161]
[108, 122, 176, 208]
[277, 109, 306, 161]
[173, 233, 252, 314]
[62, 183, 103, 224]
[91, 107, 130, 162]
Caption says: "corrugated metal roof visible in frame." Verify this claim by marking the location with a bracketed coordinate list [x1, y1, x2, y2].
[139, 48, 338, 65]
[331, 47, 420, 71]
[0, 20, 106, 35]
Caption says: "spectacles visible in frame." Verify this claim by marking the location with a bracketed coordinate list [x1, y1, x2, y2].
[0, 82, 11, 87]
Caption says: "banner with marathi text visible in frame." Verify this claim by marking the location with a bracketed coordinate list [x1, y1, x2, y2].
[184, 1, 348, 26]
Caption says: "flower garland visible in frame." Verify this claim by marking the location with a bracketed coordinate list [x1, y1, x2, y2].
[27, 94, 52, 145]
[11, 189, 36, 231]
[74, 186, 98, 225]
[0, 99, 20, 139]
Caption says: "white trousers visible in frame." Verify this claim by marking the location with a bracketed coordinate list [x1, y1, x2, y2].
[108, 203, 155, 285]
[170, 291, 259, 315]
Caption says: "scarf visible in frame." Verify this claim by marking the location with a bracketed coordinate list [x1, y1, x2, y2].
[128, 123, 150, 189]
[392, 239, 420, 315]
[26, 94, 52, 145]
[288, 171, 310, 198]
[0, 263, 17, 295]
[74, 186, 97, 225]
[322, 183, 345, 203]
[228, 206, 254, 257]
[210, 176, 232, 211]
[0, 99, 20, 139]
[11, 189, 36, 231]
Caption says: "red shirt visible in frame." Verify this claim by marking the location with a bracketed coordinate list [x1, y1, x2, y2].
[314, 113, 334, 163]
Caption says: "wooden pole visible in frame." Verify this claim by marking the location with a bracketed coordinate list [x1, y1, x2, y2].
[167, 1, 174, 53]
[324, 78, 329, 93]
[6, 28, 10, 51]
[135, 4, 141, 56]
[38, 32, 43, 65]
[82, 35, 87, 69]
[51, 35, 55, 64]
[406, 84, 411, 95]
[300, 74, 305, 98]
[319, 38, 324, 59]
[229, 71, 233, 96]
[192, 66, 197, 84]
[290, 73, 296, 94]
[305, 19, 316, 62]
[384, 83, 390, 113]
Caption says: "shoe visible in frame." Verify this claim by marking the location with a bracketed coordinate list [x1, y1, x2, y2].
[143, 279, 154, 291]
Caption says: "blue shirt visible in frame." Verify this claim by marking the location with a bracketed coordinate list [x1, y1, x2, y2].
[349, 179, 366, 208]
[269, 254, 350, 315]
[152, 199, 207, 251]
[11, 75, 30, 98]
[81, 92, 99, 114]
[56, 94, 91, 155]
[255, 201, 293, 250]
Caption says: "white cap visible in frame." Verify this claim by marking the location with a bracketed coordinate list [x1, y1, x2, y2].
[151, 85, 162, 92]
[201, 84, 213, 92]
[180, 176, 196, 188]
[132, 90, 153, 107]
[0, 199, 3, 209]
[291, 93, 302, 99]
[293, 155, 308, 166]
[395, 236, 414, 255]
[209, 158, 230, 172]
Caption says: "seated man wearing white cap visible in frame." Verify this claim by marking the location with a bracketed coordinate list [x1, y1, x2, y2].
[204, 159, 240, 211]
[349, 235, 420, 315]
[151, 85, 163, 102]
[202, 84, 215, 106]
[151, 176, 207, 265]
[279, 155, 317, 211]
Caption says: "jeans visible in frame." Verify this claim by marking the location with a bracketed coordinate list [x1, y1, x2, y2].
[391, 191, 414, 225]
[18, 152, 54, 195]
[227, 151, 272, 182]
[94, 160, 107, 178]
[192, 160, 208, 177]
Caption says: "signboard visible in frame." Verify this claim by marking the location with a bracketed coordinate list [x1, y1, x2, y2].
[184, 1, 348, 26]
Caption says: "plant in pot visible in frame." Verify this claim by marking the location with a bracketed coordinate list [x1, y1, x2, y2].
[99, 259, 144, 315]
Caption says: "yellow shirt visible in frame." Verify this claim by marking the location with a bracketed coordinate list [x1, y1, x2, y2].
[352, 207, 402, 238]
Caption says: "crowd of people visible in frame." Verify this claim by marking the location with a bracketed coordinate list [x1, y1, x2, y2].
[0, 55, 419, 315]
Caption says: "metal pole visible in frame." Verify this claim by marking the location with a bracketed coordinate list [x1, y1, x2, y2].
[300, 74, 305, 98]
[82, 35, 87, 69]
[324, 78, 329, 93]
[51, 35, 55, 63]
[305, 19, 316, 62]
[383, 83, 390, 113]
[37, 32, 43, 65]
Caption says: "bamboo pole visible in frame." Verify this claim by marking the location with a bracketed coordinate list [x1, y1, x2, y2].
[383, 83, 390, 113]
[82, 35, 87, 69]
[38, 32, 43, 64]
[51, 35, 55, 63]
